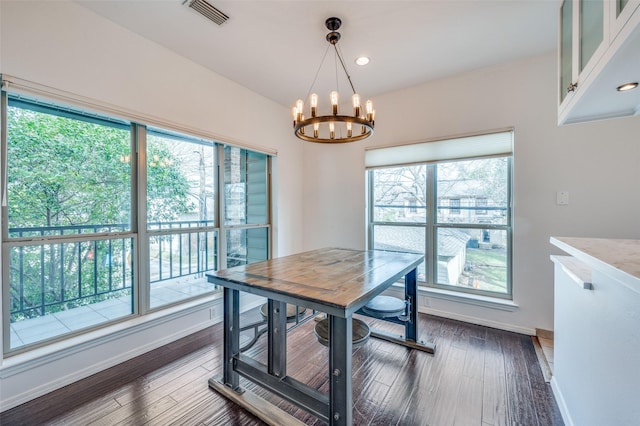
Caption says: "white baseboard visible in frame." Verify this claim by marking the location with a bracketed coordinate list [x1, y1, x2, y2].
[1, 319, 212, 412]
[418, 306, 536, 335]
[382, 286, 536, 335]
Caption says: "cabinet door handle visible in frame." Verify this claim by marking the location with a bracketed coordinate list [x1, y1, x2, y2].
[567, 82, 578, 93]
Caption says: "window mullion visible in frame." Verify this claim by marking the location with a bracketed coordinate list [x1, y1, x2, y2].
[1, 89, 9, 355]
[135, 124, 149, 316]
[426, 164, 436, 286]
[217, 144, 227, 270]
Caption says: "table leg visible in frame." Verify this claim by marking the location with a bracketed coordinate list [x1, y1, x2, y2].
[405, 268, 418, 342]
[223, 287, 241, 391]
[267, 299, 287, 378]
[329, 315, 352, 425]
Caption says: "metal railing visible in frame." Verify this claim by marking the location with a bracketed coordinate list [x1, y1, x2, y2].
[9, 221, 217, 321]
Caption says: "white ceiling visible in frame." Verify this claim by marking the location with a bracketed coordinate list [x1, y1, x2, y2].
[76, 0, 558, 109]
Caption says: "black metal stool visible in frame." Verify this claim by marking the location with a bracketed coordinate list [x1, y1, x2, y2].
[259, 303, 306, 322]
[313, 317, 371, 348]
[361, 295, 406, 319]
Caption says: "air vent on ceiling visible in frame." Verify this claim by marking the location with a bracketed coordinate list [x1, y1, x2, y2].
[183, 0, 229, 26]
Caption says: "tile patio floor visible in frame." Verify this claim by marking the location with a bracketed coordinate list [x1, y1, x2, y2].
[10, 277, 217, 350]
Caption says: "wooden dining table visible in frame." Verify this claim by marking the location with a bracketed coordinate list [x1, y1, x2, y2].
[206, 247, 434, 426]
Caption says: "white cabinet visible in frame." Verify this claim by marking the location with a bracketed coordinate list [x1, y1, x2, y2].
[558, 0, 640, 125]
[550, 237, 640, 426]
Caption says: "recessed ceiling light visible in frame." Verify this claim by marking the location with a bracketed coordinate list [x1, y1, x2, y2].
[617, 82, 638, 91]
[355, 56, 370, 66]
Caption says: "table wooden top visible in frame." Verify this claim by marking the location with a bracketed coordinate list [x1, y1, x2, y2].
[207, 248, 423, 316]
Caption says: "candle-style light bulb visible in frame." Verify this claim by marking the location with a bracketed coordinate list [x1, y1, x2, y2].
[296, 99, 304, 122]
[330, 91, 339, 115]
[292, 106, 298, 125]
[313, 122, 319, 138]
[310, 93, 318, 118]
[329, 122, 335, 139]
[366, 100, 373, 121]
[346, 122, 352, 138]
[352, 94, 361, 117]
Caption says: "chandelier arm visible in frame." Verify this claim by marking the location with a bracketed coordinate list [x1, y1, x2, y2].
[334, 44, 357, 95]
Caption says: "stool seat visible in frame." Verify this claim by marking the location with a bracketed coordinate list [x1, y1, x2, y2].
[313, 318, 370, 348]
[361, 295, 406, 318]
[260, 303, 306, 321]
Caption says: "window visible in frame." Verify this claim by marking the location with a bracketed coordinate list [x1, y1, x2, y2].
[145, 128, 218, 310]
[4, 97, 135, 351]
[223, 146, 270, 268]
[448, 198, 461, 216]
[366, 131, 512, 298]
[1, 90, 272, 353]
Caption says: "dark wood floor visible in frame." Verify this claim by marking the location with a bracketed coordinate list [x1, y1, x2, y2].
[1, 310, 563, 425]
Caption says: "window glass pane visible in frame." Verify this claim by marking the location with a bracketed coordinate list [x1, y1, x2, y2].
[436, 228, 508, 294]
[224, 147, 268, 226]
[226, 227, 269, 268]
[9, 238, 134, 350]
[7, 101, 131, 235]
[618, 0, 630, 15]
[560, 0, 573, 102]
[147, 131, 216, 229]
[372, 225, 426, 281]
[436, 157, 508, 225]
[149, 230, 218, 309]
[372, 165, 426, 223]
[580, 0, 603, 71]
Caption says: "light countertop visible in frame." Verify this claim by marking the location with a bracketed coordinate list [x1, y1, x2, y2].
[550, 237, 640, 292]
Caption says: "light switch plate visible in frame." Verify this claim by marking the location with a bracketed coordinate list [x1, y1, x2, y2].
[556, 191, 569, 205]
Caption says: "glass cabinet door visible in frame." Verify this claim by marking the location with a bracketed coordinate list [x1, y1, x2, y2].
[580, 0, 604, 71]
[560, 0, 574, 103]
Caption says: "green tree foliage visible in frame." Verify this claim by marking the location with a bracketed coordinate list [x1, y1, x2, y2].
[7, 107, 192, 229]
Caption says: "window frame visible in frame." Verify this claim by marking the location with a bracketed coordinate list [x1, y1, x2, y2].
[367, 150, 513, 300]
[1, 89, 273, 355]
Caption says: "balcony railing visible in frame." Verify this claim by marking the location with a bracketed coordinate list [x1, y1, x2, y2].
[9, 221, 217, 321]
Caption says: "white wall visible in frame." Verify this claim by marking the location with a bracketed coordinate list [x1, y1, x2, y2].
[0, 0, 303, 411]
[302, 52, 640, 333]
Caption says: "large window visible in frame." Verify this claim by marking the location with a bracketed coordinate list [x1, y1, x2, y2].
[367, 131, 512, 298]
[2, 91, 272, 353]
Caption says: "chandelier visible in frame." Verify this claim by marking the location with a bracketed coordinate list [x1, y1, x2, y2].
[292, 17, 375, 144]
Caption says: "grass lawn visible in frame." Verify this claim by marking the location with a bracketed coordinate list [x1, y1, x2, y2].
[463, 247, 507, 292]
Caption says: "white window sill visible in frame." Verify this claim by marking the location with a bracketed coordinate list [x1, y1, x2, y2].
[1, 294, 222, 375]
[421, 287, 519, 311]
[387, 283, 519, 312]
